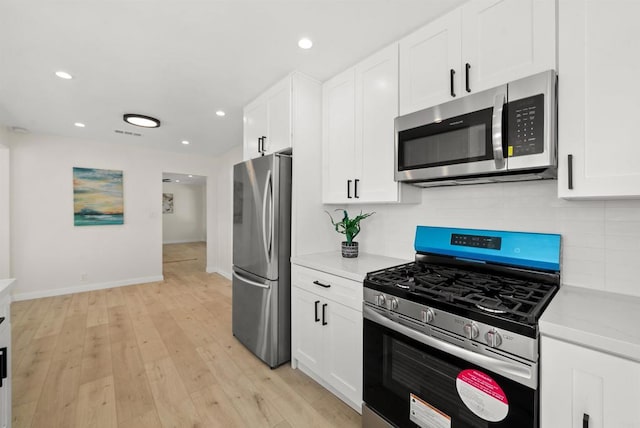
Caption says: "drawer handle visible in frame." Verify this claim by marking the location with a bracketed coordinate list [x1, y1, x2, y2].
[583, 413, 589, 428]
[313, 280, 331, 289]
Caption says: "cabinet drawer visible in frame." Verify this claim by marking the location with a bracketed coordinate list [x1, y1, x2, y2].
[291, 265, 363, 312]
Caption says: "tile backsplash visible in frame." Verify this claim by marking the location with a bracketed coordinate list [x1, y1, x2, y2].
[345, 180, 640, 297]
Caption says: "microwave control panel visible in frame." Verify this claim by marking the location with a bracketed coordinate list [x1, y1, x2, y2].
[507, 93, 544, 157]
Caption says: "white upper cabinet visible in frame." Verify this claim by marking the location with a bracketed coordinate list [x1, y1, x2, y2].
[243, 76, 292, 160]
[558, 0, 640, 198]
[461, 0, 556, 94]
[399, 0, 556, 115]
[323, 44, 419, 204]
[399, 9, 462, 115]
[322, 69, 356, 203]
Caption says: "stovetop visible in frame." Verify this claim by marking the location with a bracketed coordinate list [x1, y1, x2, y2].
[364, 260, 559, 337]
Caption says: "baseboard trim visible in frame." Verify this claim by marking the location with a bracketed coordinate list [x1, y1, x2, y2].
[217, 269, 232, 280]
[163, 240, 206, 244]
[12, 275, 164, 301]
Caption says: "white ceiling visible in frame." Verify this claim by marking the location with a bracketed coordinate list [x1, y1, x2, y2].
[163, 172, 206, 185]
[0, 0, 465, 157]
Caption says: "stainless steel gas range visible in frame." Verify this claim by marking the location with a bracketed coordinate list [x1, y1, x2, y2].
[362, 226, 561, 428]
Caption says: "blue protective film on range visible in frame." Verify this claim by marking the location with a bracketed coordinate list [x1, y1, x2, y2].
[414, 226, 561, 271]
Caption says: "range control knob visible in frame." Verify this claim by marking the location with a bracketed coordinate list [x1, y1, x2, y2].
[485, 329, 503, 348]
[421, 308, 435, 323]
[463, 322, 479, 340]
[376, 294, 386, 307]
[390, 298, 399, 310]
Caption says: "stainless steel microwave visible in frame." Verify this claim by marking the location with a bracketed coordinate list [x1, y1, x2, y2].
[395, 70, 557, 187]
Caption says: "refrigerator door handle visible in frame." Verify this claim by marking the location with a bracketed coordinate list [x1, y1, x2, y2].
[232, 269, 270, 289]
[261, 169, 273, 263]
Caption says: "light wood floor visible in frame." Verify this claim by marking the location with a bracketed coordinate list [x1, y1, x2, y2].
[11, 242, 361, 428]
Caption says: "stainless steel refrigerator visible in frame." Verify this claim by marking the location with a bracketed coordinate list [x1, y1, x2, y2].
[232, 152, 291, 368]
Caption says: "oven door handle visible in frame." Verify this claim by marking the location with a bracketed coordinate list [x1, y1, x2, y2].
[363, 306, 536, 389]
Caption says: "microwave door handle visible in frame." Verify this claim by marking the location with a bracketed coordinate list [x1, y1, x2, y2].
[492, 92, 507, 170]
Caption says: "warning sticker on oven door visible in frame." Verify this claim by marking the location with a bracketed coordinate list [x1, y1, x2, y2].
[456, 369, 509, 422]
[409, 393, 451, 428]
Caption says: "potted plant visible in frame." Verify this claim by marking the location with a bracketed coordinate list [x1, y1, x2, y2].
[325, 209, 374, 258]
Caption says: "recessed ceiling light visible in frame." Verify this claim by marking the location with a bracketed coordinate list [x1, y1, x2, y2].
[55, 71, 73, 80]
[176, 180, 180, 183]
[298, 38, 313, 49]
[74, 122, 85, 128]
[188, 175, 193, 178]
[123, 114, 161, 128]
[181, 140, 190, 145]
[216, 110, 226, 117]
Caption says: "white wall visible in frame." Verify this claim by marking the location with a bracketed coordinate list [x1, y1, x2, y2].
[162, 182, 206, 244]
[9, 132, 221, 300]
[327, 180, 640, 298]
[0, 127, 10, 279]
[213, 145, 242, 279]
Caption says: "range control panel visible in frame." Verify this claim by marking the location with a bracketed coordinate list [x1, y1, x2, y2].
[507, 93, 544, 157]
[451, 233, 502, 250]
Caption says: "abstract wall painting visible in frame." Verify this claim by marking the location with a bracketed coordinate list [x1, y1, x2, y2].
[73, 167, 124, 226]
[163, 193, 174, 214]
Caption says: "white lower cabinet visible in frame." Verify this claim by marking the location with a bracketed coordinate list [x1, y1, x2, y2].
[541, 336, 640, 428]
[291, 265, 363, 413]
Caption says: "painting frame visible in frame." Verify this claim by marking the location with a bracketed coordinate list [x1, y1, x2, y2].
[73, 167, 124, 226]
[163, 193, 174, 214]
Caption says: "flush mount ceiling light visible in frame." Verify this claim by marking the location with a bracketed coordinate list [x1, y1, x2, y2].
[55, 70, 73, 80]
[123, 114, 161, 128]
[74, 122, 85, 128]
[298, 38, 313, 49]
[181, 140, 190, 145]
[215, 110, 226, 117]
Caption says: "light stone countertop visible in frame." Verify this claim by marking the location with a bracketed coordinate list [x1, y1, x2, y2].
[0, 278, 15, 298]
[291, 251, 410, 282]
[540, 285, 640, 363]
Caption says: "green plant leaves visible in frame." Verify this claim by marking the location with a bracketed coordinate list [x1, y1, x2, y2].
[325, 209, 374, 244]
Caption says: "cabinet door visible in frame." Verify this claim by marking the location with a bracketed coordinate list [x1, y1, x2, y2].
[291, 287, 323, 374]
[541, 336, 640, 428]
[322, 68, 357, 203]
[324, 301, 362, 411]
[558, 0, 640, 198]
[356, 44, 401, 203]
[0, 326, 9, 428]
[243, 100, 268, 160]
[265, 78, 292, 154]
[461, 0, 556, 94]
[399, 8, 462, 115]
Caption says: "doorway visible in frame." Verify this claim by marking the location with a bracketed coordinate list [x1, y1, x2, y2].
[162, 172, 207, 277]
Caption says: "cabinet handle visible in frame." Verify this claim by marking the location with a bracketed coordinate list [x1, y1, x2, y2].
[322, 303, 328, 326]
[354, 179, 360, 199]
[313, 280, 331, 289]
[314, 300, 320, 322]
[450, 69, 456, 97]
[261, 136, 267, 154]
[568, 154, 574, 190]
[347, 180, 352, 199]
[583, 413, 589, 428]
[257, 137, 263, 154]
[465, 63, 471, 93]
[0, 347, 6, 388]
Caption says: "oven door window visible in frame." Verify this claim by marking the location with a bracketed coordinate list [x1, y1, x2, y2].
[363, 319, 537, 428]
[397, 108, 494, 171]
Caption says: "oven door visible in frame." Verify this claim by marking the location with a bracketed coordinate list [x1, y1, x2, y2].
[394, 85, 507, 183]
[363, 309, 538, 428]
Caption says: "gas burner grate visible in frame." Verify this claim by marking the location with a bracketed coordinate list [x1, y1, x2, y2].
[366, 261, 558, 324]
